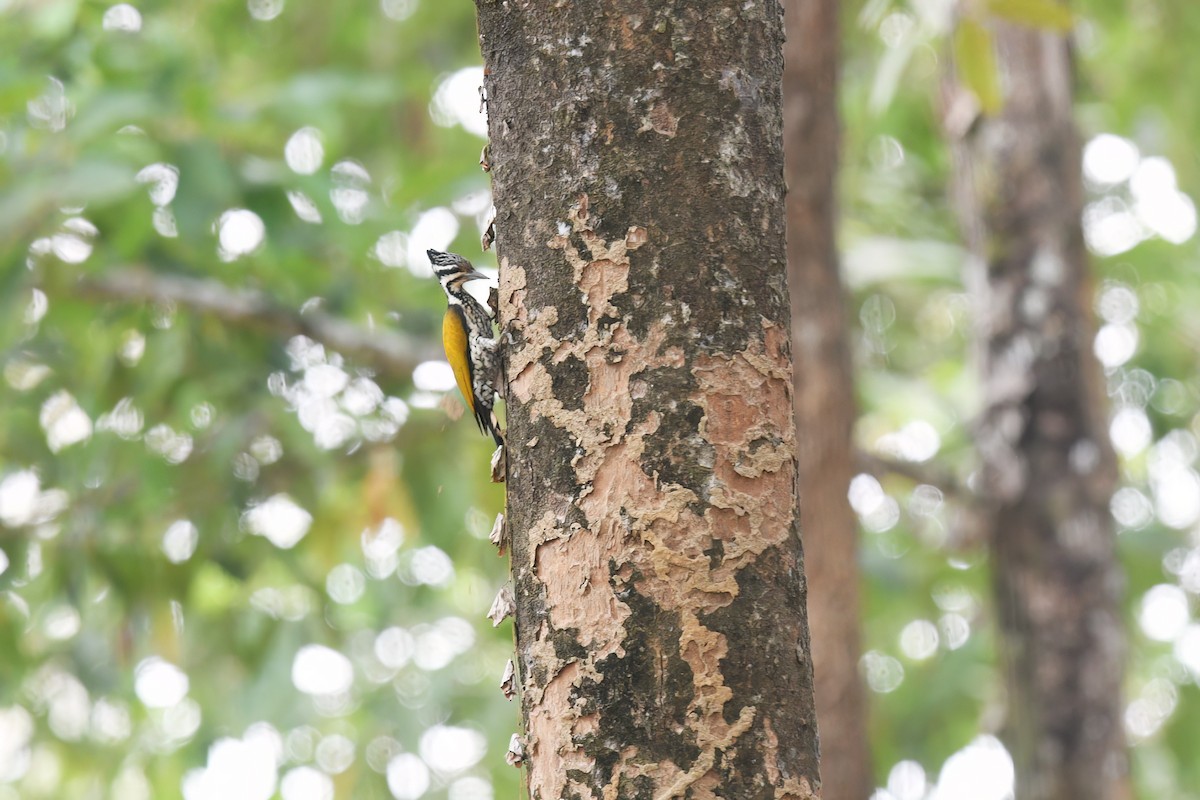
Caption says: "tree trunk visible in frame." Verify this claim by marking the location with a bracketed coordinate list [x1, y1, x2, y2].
[783, 2, 872, 798]
[475, 1, 821, 797]
[948, 22, 1131, 800]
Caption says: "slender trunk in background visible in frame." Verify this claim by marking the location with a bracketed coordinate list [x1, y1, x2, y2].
[948, 22, 1131, 800]
[474, 1, 821, 796]
[783, 1, 872, 798]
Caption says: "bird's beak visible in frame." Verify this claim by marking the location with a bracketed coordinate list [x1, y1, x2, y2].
[465, 268, 490, 282]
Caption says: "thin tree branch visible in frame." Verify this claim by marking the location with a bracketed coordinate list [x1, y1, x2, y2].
[76, 269, 440, 379]
[854, 448, 971, 502]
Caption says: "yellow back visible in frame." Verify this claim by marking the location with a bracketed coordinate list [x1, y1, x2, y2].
[442, 306, 476, 415]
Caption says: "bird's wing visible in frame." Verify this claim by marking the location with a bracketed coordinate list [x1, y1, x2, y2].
[442, 305, 477, 417]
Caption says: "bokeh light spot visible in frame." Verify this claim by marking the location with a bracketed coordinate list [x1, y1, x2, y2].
[102, 3, 142, 31]
[280, 766, 332, 800]
[292, 645, 354, 696]
[1083, 134, 1139, 185]
[216, 209, 266, 260]
[135, 658, 189, 709]
[1139, 584, 1190, 642]
[386, 753, 430, 800]
[285, 128, 325, 175]
[243, 494, 312, 549]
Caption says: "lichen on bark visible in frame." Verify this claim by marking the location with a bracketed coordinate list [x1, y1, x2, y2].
[475, 1, 820, 797]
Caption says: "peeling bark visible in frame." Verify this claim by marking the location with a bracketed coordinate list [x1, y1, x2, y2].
[474, 1, 820, 797]
[948, 23, 1131, 800]
[783, 1, 872, 798]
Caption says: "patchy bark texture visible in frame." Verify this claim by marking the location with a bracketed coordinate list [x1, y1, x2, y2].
[783, 2, 872, 798]
[475, 1, 820, 797]
[949, 24, 1131, 800]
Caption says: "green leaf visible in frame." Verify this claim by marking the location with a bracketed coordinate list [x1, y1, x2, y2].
[954, 20, 1003, 116]
[0, 160, 136, 243]
[986, 0, 1074, 30]
[189, 562, 243, 616]
[28, 0, 81, 40]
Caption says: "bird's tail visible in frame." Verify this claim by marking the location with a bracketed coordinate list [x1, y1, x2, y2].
[474, 404, 504, 447]
[487, 408, 504, 447]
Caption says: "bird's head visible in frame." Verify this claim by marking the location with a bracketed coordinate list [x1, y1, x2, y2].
[428, 249, 488, 294]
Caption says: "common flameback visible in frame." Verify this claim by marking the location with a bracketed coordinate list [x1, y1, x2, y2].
[428, 249, 503, 446]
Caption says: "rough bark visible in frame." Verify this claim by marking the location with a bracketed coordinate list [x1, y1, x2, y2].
[475, 1, 820, 797]
[782, 1, 872, 798]
[948, 23, 1130, 800]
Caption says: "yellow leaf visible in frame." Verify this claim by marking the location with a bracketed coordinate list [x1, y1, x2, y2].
[954, 20, 1003, 116]
[986, 0, 1073, 30]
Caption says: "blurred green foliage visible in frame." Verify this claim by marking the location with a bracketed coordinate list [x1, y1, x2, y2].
[2, 0, 1200, 798]
[845, 1, 1200, 797]
[1, 0, 514, 797]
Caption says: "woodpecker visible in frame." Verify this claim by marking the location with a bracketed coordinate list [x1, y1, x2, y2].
[428, 249, 503, 446]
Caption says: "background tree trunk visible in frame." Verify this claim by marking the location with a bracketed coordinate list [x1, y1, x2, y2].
[475, 1, 821, 797]
[783, 2, 872, 798]
[948, 22, 1131, 800]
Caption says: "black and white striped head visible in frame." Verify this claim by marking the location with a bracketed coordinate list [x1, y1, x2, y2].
[428, 249, 488, 296]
